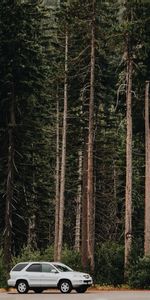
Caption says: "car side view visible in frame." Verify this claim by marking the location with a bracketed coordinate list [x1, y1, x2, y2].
[7, 261, 93, 294]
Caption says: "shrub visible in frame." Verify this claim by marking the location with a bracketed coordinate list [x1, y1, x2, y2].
[61, 245, 82, 271]
[95, 242, 124, 286]
[128, 256, 150, 289]
[41, 246, 54, 261]
[0, 249, 7, 287]
[12, 244, 81, 271]
[12, 246, 42, 266]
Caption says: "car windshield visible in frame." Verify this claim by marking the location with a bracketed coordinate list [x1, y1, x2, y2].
[53, 264, 73, 272]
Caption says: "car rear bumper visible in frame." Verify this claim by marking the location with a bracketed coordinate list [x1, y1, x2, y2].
[7, 279, 16, 287]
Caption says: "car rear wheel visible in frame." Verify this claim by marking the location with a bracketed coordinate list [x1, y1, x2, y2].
[59, 280, 72, 293]
[33, 288, 44, 293]
[75, 286, 87, 293]
[16, 280, 29, 294]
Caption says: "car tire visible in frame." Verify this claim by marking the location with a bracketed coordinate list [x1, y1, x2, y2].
[33, 288, 44, 293]
[59, 280, 72, 293]
[16, 280, 29, 294]
[75, 286, 87, 293]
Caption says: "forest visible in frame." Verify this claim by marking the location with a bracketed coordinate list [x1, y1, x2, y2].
[0, 0, 150, 288]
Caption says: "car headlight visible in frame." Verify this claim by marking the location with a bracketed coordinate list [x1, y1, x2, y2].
[83, 275, 90, 279]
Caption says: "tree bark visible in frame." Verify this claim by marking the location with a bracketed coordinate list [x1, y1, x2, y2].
[82, 141, 88, 270]
[124, 39, 133, 269]
[54, 88, 60, 260]
[27, 215, 37, 250]
[57, 29, 68, 260]
[87, 0, 95, 274]
[27, 144, 37, 250]
[4, 83, 15, 273]
[74, 150, 82, 252]
[144, 81, 150, 256]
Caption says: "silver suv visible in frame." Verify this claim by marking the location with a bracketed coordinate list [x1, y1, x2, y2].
[8, 261, 93, 294]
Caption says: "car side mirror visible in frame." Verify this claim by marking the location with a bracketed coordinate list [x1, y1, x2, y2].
[51, 269, 58, 273]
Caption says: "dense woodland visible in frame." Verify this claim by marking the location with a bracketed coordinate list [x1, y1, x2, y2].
[0, 0, 150, 287]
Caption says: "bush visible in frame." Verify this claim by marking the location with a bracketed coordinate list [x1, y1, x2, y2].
[12, 245, 82, 271]
[0, 249, 7, 287]
[12, 246, 42, 266]
[95, 242, 124, 286]
[128, 256, 150, 289]
[61, 245, 82, 271]
[41, 246, 54, 261]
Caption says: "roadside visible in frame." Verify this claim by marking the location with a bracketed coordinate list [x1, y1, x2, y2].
[0, 285, 150, 293]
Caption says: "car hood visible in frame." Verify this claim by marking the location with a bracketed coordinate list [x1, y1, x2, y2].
[60, 271, 91, 278]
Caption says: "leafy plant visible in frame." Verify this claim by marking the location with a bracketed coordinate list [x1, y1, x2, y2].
[41, 246, 54, 261]
[12, 246, 41, 266]
[95, 242, 124, 286]
[0, 249, 7, 287]
[61, 246, 82, 271]
[128, 256, 150, 289]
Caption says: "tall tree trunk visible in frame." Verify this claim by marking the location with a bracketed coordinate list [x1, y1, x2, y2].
[57, 29, 68, 260]
[74, 150, 82, 252]
[27, 215, 37, 250]
[82, 141, 88, 270]
[4, 84, 15, 273]
[81, 1, 95, 273]
[144, 81, 150, 256]
[54, 89, 60, 260]
[27, 144, 37, 250]
[87, 0, 95, 274]
[124, 38, 133, 269]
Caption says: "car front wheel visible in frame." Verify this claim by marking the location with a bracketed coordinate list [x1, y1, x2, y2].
[59, 280, 72, 293]
[16, 280, 29, 294]
[75, 286, 87, 293]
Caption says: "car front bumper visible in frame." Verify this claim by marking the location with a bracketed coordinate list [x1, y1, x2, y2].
[72, 278, 93, 288]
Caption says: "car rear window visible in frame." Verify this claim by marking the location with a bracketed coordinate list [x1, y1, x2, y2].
[12, 263, 28, 271]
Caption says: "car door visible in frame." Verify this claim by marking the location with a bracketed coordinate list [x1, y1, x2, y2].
[25, 263, 42, 287]
[41, 263, 59, 287]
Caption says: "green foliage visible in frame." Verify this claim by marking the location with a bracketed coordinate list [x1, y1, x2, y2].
[41, 246, 54, 261]
[61, 246, 82, 271]
[95, 242, 124, 286]
[0, 249, 7, 287]
[0, 0, 54, 254]
[128, 256, 150, 289]
[10, 244, 82, 272]
[12, 246, 41, 266]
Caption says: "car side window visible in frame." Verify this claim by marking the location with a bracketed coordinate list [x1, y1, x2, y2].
[12, 263, 28, 271]
[26, 264, 41, 272]
[42, 264, 55, 273]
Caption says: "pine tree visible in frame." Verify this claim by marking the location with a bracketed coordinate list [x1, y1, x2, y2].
[0, 0, 51, 267]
